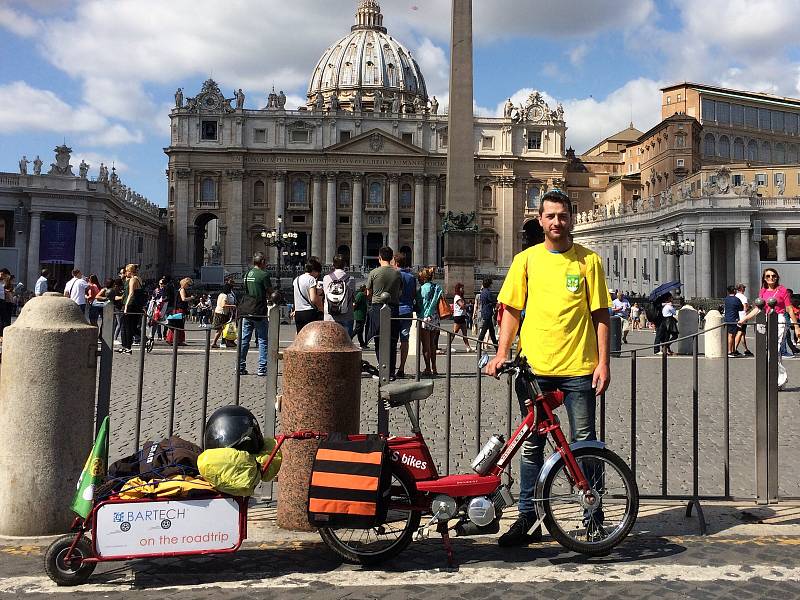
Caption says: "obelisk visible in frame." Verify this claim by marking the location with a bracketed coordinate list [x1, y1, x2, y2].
[444, 0, 476, 294]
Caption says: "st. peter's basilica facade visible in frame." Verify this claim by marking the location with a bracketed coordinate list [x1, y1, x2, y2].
[166, 0, 568, 277]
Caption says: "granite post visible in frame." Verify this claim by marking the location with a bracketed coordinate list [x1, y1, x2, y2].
[444, 0, 476, 292]
[0, 294, 97, 535]
[277, 321, 361, 531]
[703, 310, 726, 358]
[675, 304, 699, 355]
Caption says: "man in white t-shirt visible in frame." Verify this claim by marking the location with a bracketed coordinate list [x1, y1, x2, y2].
[35, 268, 49, 296]
[734, 283, 753, 356]
[63, 268, 89, 314]
[611, 290, 631, 343]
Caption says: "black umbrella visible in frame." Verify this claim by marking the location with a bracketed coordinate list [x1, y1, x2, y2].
[649, 280, 681, 302]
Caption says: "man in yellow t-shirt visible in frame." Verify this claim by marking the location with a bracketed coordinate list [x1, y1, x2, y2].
[486, 189, 610, 547]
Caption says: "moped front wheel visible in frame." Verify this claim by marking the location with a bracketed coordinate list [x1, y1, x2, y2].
[318, 465, 421, 566]
[541, 446, 638, 556]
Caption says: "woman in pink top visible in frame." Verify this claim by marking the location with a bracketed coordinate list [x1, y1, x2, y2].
[740, 267, 798, 389]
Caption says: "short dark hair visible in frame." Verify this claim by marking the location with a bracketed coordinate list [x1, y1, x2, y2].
[538, 189, 571, 215]
[393, 252, 408, 268]
[103, 278, 114, 289]
[332, 254, 346, 270]
[305, 257, 322, 274]
[727, 285, 737, 295]
[252, 251, 266, 266]
[482, 278, 492, 288]
[72, 268, 81, 277]
[40, 268, 49, 277]
[223, 283, 233, 294]
[379, 246, 394, 262]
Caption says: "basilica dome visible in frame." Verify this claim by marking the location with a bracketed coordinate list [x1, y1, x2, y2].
[306, 1, 429, 113]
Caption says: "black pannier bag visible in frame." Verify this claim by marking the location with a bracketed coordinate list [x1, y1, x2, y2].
[307, 434, 391, 529]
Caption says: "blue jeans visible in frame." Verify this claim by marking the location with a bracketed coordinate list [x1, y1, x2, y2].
[239, 317, 268, 374]
[516, 374, 597, 516]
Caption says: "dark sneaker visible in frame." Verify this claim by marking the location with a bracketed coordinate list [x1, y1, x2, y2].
[498, 515, 541, 547]
[743, 350, 754, 356]
[257, 371, 267, 377]
[239, 369, 249, 376]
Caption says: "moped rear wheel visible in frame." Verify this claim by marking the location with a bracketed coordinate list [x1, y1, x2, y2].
[44, 534, 96, 586]
[541, 446, 638, 556]
[318, 466, 421, 566]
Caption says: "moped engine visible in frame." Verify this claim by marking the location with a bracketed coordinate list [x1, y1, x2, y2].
[466, 496, 495, 527]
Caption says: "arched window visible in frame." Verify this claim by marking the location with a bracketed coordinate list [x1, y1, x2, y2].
[527, 186, 541, 210]
[291, 179, 307, 205]
[368, 181, 383, 206]
[341, 62, 355, 86]
[762, 141, 772, 163]
[201, 177, 215, 203]
[733, 137, 745, 160]
[703, 133, 716, 157]
[718, 135, 730, 158]
[747, 139, 758, 161]
[400, 183, 413, 208]
[775, 143, 786, 164]
[481, 237, 494, 261]
[338, 182, 351, 207]
[253, 180, 265, 206]
[481, 185, 492, 208]
[387, 64, 397, 87]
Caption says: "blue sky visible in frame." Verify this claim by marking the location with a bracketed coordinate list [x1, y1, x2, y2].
[1, 0, 799, 206]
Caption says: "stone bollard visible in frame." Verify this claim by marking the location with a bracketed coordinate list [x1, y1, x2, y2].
[277, 320, 361, 531]
[0, 294, 97, 535]
[674, 304, 699, 355]
[703, 310, 726, 358]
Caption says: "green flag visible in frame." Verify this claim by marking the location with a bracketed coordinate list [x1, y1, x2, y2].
[70, 417, 109, 518]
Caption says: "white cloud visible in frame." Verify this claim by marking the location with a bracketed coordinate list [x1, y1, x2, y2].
[568, 43, 588, 67]
[70, 152, 129, 179]
[0, 4, 40, 36]
[413, 38, 449, 100]
[82, 124, 144, 147]
[0, 81, 105, 133]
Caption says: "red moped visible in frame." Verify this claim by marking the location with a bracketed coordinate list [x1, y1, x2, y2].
[317, 355, 639, 565]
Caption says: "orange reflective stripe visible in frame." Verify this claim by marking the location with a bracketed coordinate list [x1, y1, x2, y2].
[311, 472, 379, 491]
[308, 498, 376, 516]
[316, 449, 383, 464]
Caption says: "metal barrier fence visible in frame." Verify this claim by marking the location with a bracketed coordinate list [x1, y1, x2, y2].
[374, 300, 783, 534]
[95, 303, 281, 496]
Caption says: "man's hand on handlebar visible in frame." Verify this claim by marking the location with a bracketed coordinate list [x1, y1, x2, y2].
[485, 354, 509, 378]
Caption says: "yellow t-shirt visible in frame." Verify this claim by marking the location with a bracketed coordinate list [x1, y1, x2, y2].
[498, 243, 610, 377]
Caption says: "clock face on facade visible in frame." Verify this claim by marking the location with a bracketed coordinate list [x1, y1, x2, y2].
[531, 106, 544, 121]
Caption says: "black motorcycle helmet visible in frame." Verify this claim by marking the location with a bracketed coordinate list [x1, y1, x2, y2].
[203, 405, 265, 454]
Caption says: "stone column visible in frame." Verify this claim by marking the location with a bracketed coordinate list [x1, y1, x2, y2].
[444, 0, 476, 290]
[325, 173, 337, 264]
[700, 229, 711, 298]
[27, 210, 41, 289]
[499, 178, 515, 266]
[777, 228, 788, 262]
[187, 226, 196, 272]
[90, 216, 107, 279]
[413, 175, 425, 267]
[388, 173, 400, 251]
[174, 168, 191, 272]
[74, 214, 87, 270]
[226, 170, 244, 273]
[311, 174, 323, 260]
[739, 228, 751, 291]
[426, 177, 438, 266]
[105, 220, 113, 278]
[351, 174, 364, 269]
[274, 172, 286, 263]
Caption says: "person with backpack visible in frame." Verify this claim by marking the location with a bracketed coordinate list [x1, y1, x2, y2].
[323, 254, 356, 336]
[393, 252, 417, 378]
[293, 257, 323, 333]
[237, 251, 273, 376]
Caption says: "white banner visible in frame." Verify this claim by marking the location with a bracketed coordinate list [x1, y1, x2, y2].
[95, 498, 241, 558]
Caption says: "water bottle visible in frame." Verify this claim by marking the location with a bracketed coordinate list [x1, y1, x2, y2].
[471, 434, 505, 475]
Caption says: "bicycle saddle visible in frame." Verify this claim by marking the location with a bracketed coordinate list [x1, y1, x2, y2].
[380, 380, 434, 408]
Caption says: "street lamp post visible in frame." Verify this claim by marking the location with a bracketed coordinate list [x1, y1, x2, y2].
[660, 227, 694, 296]
[260, 216, 299, 301]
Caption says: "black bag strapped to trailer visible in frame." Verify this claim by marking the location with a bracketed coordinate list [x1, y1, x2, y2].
[307, 434, 391, 529]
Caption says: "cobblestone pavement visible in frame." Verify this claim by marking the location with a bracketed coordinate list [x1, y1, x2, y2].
[105, 324, 800, 501]
[6, 525, 800, 599]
